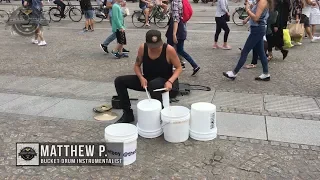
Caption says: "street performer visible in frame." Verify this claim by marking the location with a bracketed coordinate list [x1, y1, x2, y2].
[114, 29, 182, 123]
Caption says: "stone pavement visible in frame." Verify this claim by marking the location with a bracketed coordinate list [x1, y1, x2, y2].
[0, 74, 320, 148]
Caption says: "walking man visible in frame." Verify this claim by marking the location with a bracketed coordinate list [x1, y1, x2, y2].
[100, 0, 129, 54]
[80, 0, 94, 32]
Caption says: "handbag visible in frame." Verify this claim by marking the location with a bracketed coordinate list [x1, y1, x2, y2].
[287, 23, 304, 38]
[224, 13, 230, 22]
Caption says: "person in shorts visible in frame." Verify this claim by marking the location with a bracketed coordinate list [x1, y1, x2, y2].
[139, 0, 153, 27]
[80, 0, 94, 32]
[301, 0, 320, 42]
[112, 0, 128, 58]
[24, 0, 47, 46]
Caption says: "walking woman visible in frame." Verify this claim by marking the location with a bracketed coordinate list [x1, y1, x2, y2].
[213, 0, 231, 49]
[310, 0, 320, 36]
[223, 0, 273, 81]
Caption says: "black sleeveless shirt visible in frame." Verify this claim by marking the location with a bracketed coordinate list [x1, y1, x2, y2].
[142, 43, 173, 81]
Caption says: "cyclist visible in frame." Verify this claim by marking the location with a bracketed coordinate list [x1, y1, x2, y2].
[139, 0, 153, 27]
[53, 0, 66, 18]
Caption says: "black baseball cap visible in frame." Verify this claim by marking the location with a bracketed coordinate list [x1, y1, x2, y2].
[146, 29, 163, 48]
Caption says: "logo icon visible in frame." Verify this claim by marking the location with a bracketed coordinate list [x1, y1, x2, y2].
[19, 147, 37, 161]
[152, 36, 158, 42]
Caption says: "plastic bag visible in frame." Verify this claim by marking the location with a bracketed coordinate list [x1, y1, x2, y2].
[283, 29, 294, 49]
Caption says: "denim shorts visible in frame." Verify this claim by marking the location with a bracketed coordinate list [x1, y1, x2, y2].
[84, 10, 94, 19]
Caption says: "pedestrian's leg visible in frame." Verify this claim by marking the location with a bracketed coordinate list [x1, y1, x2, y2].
[251, 48, 258, 65]
[221, 18, 231, 48]
[102, 19, 116, 46]
[176, 40, 198, 69]
[311, 25, 316, 36]
[214, 17, 222, 47]
[255, 38, 270, 80]
[148, 77, 167, 104]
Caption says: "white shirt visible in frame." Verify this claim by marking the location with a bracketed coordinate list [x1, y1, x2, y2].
[215, 0, 229, 17]
[302, 0, 312, 17]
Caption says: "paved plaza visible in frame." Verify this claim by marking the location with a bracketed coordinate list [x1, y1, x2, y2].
[0, 1, 320, 179]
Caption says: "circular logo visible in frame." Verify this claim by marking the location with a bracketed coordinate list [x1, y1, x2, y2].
[152, 36, 158, 42]
[19, 147, 37, 161]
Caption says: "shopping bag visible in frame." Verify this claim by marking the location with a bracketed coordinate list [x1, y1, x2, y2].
[288, 23, 304, 38]
[283, 29, 294, 49]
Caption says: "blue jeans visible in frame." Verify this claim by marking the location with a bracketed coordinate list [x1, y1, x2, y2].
[102, 19, 116, 46]
[167, 39, 198, 69]
[234, 26, 268, 74]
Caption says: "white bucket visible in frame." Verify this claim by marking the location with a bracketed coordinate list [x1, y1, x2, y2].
[190, 102, 217, 141]
[104, 123, 138, 166]
[137, 99, 163, 138]
[161, 106, 190, 143]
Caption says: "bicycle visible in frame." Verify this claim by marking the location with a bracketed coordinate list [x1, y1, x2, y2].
[93, 6, 108, 23]
[232, 6, 248, 26]
[131, 5, 170, 28]
[49, 0, 82, 22]
[0, 9, 9, 24]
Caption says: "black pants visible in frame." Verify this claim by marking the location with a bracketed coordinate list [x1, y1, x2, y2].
[214, 16, 230, 42]
[54, 0, 66, 16]
[114, 75, 178, 110]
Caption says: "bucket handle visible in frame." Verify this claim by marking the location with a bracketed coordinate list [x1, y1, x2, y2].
[160, 119, 186, 128]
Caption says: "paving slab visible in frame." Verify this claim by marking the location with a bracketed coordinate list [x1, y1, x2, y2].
[0, 95, 63, 116]
[216, 112, 267, 140]
[212, 92, 264, 111]
[75, 82, 114, 99]
[35, 79, 94, 96]
[0, 75, 19, 87]
[266, 116, 320, 146]
[0, 93, 21, 106]
[38, 99, 105, 121]
[265, 95, 320, 115]
[176, 90, 215, 106]
[2, 76, 55, 92]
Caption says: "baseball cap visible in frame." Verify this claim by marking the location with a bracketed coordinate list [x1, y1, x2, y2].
[146, 29, 163, 48]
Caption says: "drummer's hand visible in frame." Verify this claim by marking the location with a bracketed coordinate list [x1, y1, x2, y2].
[164, 81, 172, 91]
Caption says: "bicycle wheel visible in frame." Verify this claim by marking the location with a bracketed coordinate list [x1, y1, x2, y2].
[132, 11, 146, 28]
[49, 7, 62, 22]
[232, 8, 247, 26]
[69, 7, 82, 22]
[0, 10, 9, 24]
[93, 8, 104, 23]
[154, 13, 169, 28]
[11, 24, 37, 36]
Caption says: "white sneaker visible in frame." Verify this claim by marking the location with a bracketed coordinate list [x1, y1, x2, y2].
[311, 36, 320, 42]
[223, 71, 237, 80]
[31, 39, 38, 44]
[293, 41, 302, 46]
[255, 74, 270, 81]
[38, 41, 47, 46]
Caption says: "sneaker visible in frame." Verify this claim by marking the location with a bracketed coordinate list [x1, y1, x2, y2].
[173, 63, 186, 71]
[31, 39, 38, 44]
[213, 44, 221, 49]
[223, 71, 237, 80]
[122, 48, 130, 54]
[293, 41, 302, 46]
[255, 74, 270, 81]
[116, 109, 134, 123]
[100, 44, 109, 53]
[311, 36, 320, 42]
[221, 45, 232, 50]
[38, 41, 47, 46]
[191, 67, 200, 76]
[114, 52, 128, 58]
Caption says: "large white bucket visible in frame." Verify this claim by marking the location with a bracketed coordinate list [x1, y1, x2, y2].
[190, 102, 217, 141]
[104, 123, 138, 166]
[161, 106, 190, 143]
[137, 99, 163, 138]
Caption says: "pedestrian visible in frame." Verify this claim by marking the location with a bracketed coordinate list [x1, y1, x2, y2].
[300, 0, 320, 42]
[100, 0, 130, 54]
[310, 0, 320, 36]
[114, 30, 182, 123]
[24, 0, 47, 46]
[80, 0, 94, 32]
[166, 0, 200, 76]
[111, 0, 128, 58]
[213, 0, 231, 49]
[223, 0, 272, 81]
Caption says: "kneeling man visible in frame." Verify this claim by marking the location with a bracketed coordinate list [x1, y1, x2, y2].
[115, 30, 182, 123]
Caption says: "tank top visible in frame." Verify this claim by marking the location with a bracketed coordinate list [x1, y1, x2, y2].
[142, 43, 173, 81]
[249, 4, 269, 26]
[302, 0, 312, 17]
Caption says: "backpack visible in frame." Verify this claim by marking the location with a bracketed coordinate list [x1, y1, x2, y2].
[182, 0, 193, 23]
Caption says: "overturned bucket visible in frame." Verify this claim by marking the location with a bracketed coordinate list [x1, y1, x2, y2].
[161, 106, 190, 143]
[190, 102, 217, 141]
[104, 123, 138, 166]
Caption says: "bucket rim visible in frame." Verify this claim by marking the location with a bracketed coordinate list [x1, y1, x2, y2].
[104, 123, 138, 137]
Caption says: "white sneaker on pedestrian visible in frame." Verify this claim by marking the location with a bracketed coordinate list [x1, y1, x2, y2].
[38, 41, 47, 46]
[293, 41, 302, 46]
[311, 36, 320, 42]
[31, 39, 38, 44]
[223, 71, 237, 80]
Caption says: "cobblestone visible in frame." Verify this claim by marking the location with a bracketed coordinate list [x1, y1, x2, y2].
[290, 144, 300, 149]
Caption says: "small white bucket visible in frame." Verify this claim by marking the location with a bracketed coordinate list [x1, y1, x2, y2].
[161, 106, 190, 143]
[137, 99, 163, 138]
[190, 102, 217, 141]
[104, 123, 138, 166]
